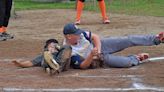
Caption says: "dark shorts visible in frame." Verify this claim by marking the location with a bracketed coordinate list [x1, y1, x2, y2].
[71, 55, 83, 69]
[31, 54, 44, 67]
[31, 53, 58, 67]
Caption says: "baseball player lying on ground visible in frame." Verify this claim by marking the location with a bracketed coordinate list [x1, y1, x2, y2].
[62, 23, 164, 69]
[12, 39, 72, 75]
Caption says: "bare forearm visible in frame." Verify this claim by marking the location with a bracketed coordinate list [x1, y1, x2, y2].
[20, 61, 33, 68]
[80, 53, 93, 69]
[80, 34, 101, 69]
[12, 60, 34, 68]
[92, 34, 101, 53]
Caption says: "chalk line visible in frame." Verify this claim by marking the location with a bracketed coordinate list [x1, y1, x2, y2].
[3, 87, 164, 92]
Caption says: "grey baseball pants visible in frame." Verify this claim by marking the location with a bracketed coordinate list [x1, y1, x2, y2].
[101, 34, 158, 68]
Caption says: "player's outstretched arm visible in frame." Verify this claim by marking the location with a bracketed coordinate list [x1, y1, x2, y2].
[12, 60, 34, 68]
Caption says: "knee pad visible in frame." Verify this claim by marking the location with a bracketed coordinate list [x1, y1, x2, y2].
[79, 0, 85, 2]
[97, 0, 103, 1]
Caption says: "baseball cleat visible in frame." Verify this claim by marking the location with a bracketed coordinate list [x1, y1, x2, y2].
[0, 32, 14, 39]
[0, 36, 6, 41]
[75, 20, 81, 25]
[136, 53, 150, 63]
[103, 18, 110, 24]
[157, 32, 164, 43]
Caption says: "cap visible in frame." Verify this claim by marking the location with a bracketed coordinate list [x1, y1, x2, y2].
[63, 23, 83, 35]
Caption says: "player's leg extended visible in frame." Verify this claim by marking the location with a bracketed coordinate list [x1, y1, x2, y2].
[103, 53, 149, 68]
[101, 34, 163, 54]
[101, 33, 164, 68]
[97, 0, 110, 24]
[75, 0, 85, 25]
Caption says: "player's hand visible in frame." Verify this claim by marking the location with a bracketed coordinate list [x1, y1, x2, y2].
[92, 47, 98, 56]
[91, 47, 102, 60]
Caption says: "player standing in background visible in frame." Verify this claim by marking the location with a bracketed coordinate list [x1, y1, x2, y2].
[0, 0, 14, 41]
[75, 0, 110, 25]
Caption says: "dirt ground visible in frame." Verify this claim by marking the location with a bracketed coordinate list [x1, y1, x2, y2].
[0, 9, 164, 92]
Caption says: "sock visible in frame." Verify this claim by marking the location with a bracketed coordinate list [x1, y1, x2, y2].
[98, 0, 108, 20]
[76, 0, 84, 21]
[153, 37, 161, 45]
[2, 26, 6, 32]
[0, 27, 5, 33]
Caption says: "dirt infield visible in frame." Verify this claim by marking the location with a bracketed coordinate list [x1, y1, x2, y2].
[0, 9, 164, 92]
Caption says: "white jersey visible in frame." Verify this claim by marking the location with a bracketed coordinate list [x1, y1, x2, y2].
[63, 32, 93, 59]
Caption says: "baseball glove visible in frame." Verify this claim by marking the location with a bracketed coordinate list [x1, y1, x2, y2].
[43, 45, 72, 75]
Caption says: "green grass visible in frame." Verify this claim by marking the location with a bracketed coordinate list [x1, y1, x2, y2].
[107, 0, 164, 17]
[14, 0, 164, 17]
[14, 0, 75, 10]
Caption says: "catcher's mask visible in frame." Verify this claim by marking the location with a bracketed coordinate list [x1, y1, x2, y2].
[44, 39, 59, 51]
